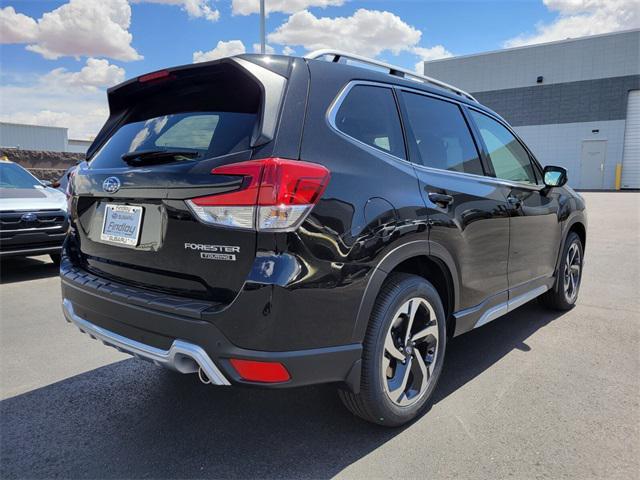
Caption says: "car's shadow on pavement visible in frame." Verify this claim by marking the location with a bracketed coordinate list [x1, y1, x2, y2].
[0, 256, 59, 284]
[0, 302, 565, 479]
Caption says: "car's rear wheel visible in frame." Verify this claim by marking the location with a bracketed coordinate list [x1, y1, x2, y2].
[339, 273, 446, 426]
[541, 231, 583, 310]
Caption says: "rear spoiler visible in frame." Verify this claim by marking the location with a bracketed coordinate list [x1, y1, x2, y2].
[86, 56, 291, 160]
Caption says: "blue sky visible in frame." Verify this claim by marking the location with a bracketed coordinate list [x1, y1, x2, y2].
[1, 0, 636, 138]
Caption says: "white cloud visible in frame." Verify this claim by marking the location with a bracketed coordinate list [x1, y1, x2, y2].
[232, 0, 344, 16]
[0, 7, 38, 43]
[252, 43, 276, 54]
[193, 40, 246, 63]
[267, 9, 422, 57]
[43, 58, 125, 91]
[505, 0, 640, 47]
[0, 0, 141, 61]
[413, 45, 453, 73]
[282, 46, 296, 56]
[0, 68, 124, 140]
[132, 0, 219, 22]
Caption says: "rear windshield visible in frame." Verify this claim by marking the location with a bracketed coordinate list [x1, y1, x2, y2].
[0, 163, 40, 189]
[90, 111, 256, 168]
[90, 65, 261, 168]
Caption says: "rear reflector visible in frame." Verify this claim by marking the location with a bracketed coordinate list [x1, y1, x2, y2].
[229, 359, 290, 383]
[186, 158, 330, 231]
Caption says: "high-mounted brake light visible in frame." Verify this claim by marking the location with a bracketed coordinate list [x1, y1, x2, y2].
[186, 158, 330, 231]
[138, 70, 171, 83]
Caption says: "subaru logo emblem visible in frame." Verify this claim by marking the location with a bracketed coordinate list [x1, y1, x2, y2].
[21, 212, 38, 222]
[102, 177, 121, 194]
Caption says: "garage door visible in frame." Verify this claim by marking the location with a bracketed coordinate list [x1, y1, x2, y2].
[621, 90, 640, 189]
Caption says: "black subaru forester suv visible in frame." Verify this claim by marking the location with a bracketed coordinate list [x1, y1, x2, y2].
[61, 51, 587, 426]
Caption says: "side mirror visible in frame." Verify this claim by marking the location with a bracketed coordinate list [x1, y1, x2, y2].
[40, 180, 53, 187]
[543, 166, 567, 188]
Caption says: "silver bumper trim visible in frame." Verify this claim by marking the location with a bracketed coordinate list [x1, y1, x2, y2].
[62, 298, 231, 386]
[0, 245, 62, 256]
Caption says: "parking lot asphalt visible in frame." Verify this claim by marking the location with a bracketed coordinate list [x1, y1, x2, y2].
[1, 192, 638, 480]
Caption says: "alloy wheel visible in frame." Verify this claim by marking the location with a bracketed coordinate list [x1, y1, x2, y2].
[382, 297, 439, 407]
[563, 242, 581, 303]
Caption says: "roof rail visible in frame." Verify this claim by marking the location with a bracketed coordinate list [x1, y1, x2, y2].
[304, 49, 477, 102]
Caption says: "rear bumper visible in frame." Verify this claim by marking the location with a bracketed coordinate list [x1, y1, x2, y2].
[60, 258, 362, 389]
[62, 299, 231, 385]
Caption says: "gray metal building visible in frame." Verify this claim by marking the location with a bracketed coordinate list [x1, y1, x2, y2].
[423, 29, 640, 189]
[0, 122, 92, 154]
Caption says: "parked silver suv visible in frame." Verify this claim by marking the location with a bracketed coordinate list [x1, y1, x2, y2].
[0, 159, 68, 264]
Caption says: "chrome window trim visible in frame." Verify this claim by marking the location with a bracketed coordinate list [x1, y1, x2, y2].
[412, 163, 545, 192]
[327, 81, 409, 163]
[327, 80, 545, 193]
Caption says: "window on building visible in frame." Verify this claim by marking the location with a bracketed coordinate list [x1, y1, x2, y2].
[334, 85, 406, 159]
[400, 92, 483, 175]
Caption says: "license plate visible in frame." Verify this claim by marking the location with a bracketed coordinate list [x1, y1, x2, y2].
[101, 204, 143, 246]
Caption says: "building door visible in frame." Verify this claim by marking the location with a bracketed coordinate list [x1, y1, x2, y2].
[621, 90, 640, 189]
[580, 140, 606, 189]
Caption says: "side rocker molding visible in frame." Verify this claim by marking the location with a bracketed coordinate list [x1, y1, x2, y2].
[350, 240, 460, 344]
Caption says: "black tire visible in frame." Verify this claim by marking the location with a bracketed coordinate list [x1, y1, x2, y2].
[541, 231, 583, 310]
[50, 253, 61, 265]
[339, 273, 447, 427]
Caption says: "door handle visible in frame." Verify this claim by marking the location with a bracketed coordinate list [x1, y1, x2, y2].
[507, 195, 522, 208]
[427, 192, 454, 208]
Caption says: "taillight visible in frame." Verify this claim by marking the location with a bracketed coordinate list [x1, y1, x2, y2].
[186, 158, 330, 231]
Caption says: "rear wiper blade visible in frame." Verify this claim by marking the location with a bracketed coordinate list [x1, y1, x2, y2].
[121, 149, 201, 164]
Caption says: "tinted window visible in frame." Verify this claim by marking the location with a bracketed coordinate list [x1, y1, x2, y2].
[91, 112, 255, 168]
[335, 85, 406, 159]
[401, 92, 483, 175]
[0, 163, 40, 189]
[470, 110, 537, 184]
[155, 114, 219, 150]
[89, 64, 262, 168]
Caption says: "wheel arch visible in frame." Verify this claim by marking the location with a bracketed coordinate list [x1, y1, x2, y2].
[569, 221, 586, 252]
[551, 214, 587, 293]
[351, 240, 460, 343]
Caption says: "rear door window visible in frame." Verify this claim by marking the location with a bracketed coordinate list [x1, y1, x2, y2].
[334, 85, 406, 159]
[400, 92, 483, 175]
[470, 110, 537, 185]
